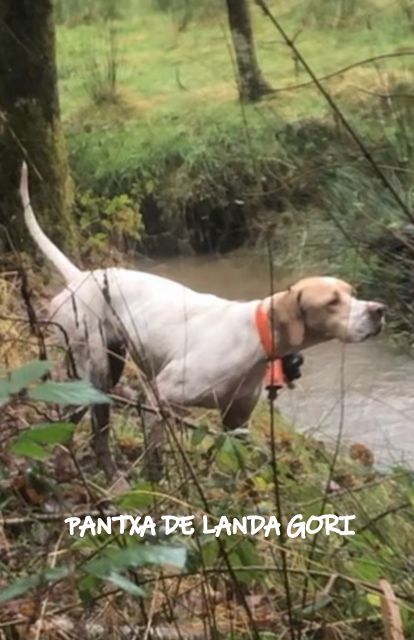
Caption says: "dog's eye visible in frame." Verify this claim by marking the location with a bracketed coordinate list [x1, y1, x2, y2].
[328, 294, 340, 307]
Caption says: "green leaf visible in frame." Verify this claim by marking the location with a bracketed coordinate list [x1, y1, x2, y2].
[0, 575, 39, 604]
[116, 483, 155, 509]
[366, 593, 381, 608]
[6, 360, 53, 393]
[0, 566, 70, 604]
[0, 360, 53, 406]
[11, 422, 75, 455]
[22, 422, 75, 445]
[227, 537, 263, 583]
[104, 572, 145, 596]
[216, 434, 248, 473]
[10, 440, 49, 461]
[191, 424, 210, 447]
[29, 380, 110, 405]
[252, 476, 269, 492]
[234, 538, 262, 569]
[10, 422, 76, 460]
[200, 536, 220, 567]
[86, 545, 186, 578]
[78, 574, 100, 602]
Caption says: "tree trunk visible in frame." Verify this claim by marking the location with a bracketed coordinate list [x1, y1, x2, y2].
[225, 0, 272, 102]
[0, 0, 75, 253]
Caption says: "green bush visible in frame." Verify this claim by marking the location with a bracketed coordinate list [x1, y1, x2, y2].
[75, 189, 144, 257]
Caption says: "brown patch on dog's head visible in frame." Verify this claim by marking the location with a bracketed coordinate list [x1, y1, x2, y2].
[273, 287, 304, 348]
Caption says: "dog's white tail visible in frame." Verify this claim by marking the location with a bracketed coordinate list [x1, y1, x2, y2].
[20, 162, 81, 283]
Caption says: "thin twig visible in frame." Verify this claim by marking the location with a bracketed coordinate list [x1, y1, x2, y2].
[268, 51, 414, 96]
[266, 237, 295, 639]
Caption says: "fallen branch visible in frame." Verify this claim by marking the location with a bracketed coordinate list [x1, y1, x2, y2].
[380, 579, 405, 640]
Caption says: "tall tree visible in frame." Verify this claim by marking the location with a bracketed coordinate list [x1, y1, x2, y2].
[0, 0, 75, 251]
[225, 0, 272, 102]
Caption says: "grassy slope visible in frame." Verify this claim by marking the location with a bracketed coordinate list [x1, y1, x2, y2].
[57, 0, 414, 181]
[58, 1, 413, 121]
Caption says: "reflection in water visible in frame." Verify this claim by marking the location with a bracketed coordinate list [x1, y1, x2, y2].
[141, 252, 414, 467]
[140, 251, 288, 300]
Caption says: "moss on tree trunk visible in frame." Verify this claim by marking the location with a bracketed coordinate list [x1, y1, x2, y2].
[0, 0, 76, 253]
[225, 0, 272, 102]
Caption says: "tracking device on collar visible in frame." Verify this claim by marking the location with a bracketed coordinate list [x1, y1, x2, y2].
[264, 353, 304, 401]
[282, 352, 304, 384]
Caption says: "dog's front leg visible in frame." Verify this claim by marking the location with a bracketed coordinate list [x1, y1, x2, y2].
[89, 338, 126, 483]
[220, 392, 260, 432]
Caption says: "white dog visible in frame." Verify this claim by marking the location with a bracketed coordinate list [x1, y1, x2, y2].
[20, 163, 385, 479]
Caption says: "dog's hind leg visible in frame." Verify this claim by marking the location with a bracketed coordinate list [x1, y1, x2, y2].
[50, 294, 127, 482]
[142, 410, 165, 483]
[91, 403, 116, 480]
[90, 339, 126, 482]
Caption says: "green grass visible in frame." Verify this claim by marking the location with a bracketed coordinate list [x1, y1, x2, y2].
[57, 0, 414, 125]
[56, 0, 414, 199]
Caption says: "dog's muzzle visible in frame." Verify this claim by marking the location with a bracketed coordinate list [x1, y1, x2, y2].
[366, 302, 386, 338]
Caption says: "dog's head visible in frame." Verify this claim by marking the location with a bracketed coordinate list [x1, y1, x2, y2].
[273, 276, 385, 350]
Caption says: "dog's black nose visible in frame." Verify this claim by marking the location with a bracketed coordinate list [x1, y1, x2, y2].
[369, 302, 386, 319]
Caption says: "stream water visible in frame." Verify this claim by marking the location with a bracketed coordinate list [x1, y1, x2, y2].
[140, 251, 414, 467]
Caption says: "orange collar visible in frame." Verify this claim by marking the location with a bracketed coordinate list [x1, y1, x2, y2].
[255, 299, 277, 360]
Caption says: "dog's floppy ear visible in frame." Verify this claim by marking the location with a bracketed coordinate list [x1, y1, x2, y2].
[273, 288, 304, 348]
